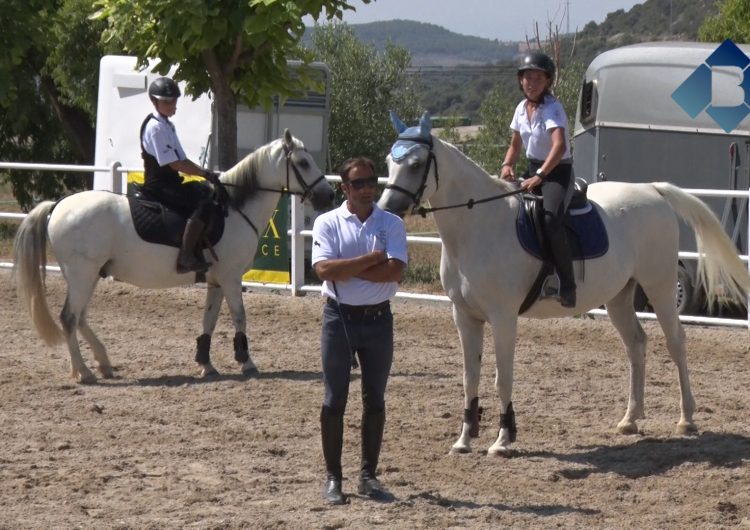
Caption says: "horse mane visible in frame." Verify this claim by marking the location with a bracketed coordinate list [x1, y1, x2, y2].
[435, 136, 515, 192]
[220, 144, 267, 207]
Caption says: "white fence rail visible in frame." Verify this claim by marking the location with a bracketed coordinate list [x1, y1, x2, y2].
[1, 160, 749, 329]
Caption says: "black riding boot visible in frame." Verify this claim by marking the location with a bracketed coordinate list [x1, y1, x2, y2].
[548, 227, 576, 308]
[321, 406, 346, 505]
[177, 217, 209, 273]
[359, 408, 392, 500]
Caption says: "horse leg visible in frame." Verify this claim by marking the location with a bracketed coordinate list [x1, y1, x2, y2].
[59, 272, 99, 384]
[648, 287, 697, 435]
[222, 281, 258, 377]
[606, 282, 647, 434]
[197, 284, 223, 377]
[487, 317, 518, 457]
[79, 311, 113, 378]
[449, 305, 485, 455]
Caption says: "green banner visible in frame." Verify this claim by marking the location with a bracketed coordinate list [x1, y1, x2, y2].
[243, 195, 290, 284]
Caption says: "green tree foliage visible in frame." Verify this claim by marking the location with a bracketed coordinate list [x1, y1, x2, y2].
[308, 23, 421, 173]
[94, 0, 370, 171]
[699, 0, 750, 42]
[0, 0, 113, 209]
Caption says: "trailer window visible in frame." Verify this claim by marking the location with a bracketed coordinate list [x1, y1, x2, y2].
[579, 80, 596, 124]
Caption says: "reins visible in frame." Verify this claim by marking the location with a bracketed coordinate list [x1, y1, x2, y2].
[413, 186, 526, 218]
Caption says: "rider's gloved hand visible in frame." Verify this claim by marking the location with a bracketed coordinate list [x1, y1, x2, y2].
[203, 170, 221, 185]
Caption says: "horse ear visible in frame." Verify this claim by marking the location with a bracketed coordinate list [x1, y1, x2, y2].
[389, 110, 408, 134]
[283, 128, 293, 148]
[419, 111, 432, 137]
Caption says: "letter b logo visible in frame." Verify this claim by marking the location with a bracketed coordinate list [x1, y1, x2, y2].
[672, 39, 750, 133]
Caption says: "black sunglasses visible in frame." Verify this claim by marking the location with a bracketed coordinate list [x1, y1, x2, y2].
[346, 176, 379, 190]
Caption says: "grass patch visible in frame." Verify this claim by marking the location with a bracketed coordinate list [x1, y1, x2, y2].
[403, 214, 442, 293]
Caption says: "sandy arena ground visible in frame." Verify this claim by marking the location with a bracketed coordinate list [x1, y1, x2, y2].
[1, 269, 749, 529]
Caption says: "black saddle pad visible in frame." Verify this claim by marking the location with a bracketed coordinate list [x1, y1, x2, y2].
[127, 197, 225, 248]
[516, 202, 609, 261]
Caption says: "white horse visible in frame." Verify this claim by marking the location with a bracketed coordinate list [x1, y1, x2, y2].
[13, 130, 333, 384]
[380, 112, 750, 456]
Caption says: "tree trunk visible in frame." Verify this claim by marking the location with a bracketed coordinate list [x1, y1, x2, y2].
[40, 76, 96, 163]
[214, 87, 238, 171]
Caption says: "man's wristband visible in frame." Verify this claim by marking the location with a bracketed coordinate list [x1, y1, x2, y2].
[535, 168, 546, 179]
[501, 162, 512, 168]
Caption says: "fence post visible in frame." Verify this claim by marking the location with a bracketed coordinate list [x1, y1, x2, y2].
[290, 195, 305, 296]
[110, 161, 122, 195]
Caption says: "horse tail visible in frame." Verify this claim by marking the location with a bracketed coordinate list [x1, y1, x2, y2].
[12, 200, 64, 346]
[653, 182, 750, 308]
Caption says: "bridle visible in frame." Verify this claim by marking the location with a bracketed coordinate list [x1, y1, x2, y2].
[254, 142, 327, 203]
[227, 142, 328, 236]
[386, 138, 524, 218]
[384, 138, 438, 212]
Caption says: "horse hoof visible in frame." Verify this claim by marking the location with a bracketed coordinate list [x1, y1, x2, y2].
[487, 446, 513, 458]
[77, 372, 97, 385]
[201, 367, 219, 378]
[675, 422, 698, 436]
[616, 422, 639, 435]
[242, 366, 259, 378]
[449, 445, 471, 455]
[98, 366, 114, 379]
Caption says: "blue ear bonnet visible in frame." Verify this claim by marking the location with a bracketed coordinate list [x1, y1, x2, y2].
[389, 111, 433, 161]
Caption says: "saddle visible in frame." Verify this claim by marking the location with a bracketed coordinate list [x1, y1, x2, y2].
[127, 183, 225, 252]
[516, 178, 609, 314]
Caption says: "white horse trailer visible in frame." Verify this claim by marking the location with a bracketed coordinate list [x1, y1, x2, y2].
[573, 42, 750, 314]
[94, 55, 330, 282]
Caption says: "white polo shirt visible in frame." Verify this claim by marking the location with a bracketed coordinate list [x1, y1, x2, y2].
[312, 202, 408, 305]
[510, 94, 571, 161]
[142, 112, 187, 166]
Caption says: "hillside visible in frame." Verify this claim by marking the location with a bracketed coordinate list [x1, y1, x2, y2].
[350, 19, 517, 66]
[305, 0, 721, 120]
[569, 0, 719, 66]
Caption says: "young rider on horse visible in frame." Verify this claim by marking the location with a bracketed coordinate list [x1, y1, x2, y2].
[499, 51, 576, 308]
[140, 76, 220, 274]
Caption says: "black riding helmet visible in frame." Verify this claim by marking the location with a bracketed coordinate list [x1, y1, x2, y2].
[517, 51, 556, 80]
[148, 77, 181, 100]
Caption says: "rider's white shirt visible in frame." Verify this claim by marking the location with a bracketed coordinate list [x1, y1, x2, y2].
[142, 112, 187, 166]
[510, 94, 571, 161]
[312, 202, 408, 306]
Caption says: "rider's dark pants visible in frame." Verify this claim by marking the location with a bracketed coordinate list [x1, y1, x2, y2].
[526, 162, 575, 290]
[320, 301, 394, 414]
[145, 181, 212, 220]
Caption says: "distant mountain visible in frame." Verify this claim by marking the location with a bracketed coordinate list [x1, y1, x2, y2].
[569, 0, 719, 66]
[305, 19, 518, 66]
[351, 20, 518, 66]
[304, 0, 721, 119]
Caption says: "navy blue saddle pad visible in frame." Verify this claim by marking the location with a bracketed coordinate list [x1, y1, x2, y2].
[516, 202, 609, 261]
[127, 196, 224, 248]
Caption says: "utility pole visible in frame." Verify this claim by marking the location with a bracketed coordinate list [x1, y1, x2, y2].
[566, 0, 571, 34]
[670, 0, 673, 35]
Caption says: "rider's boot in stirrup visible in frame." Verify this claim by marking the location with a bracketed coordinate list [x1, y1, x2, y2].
[549, 228, 576, 308]
[177, 218, 209, 274]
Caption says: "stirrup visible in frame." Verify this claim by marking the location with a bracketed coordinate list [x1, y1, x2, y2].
[540, 273, 560, 299]
[176, 255, 209, 274]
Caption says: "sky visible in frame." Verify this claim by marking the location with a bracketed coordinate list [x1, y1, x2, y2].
[321, 0, 647, 42]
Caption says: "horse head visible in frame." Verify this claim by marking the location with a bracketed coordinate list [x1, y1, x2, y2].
[378, 111, 438, 218]
[279, 129, 334, 211]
